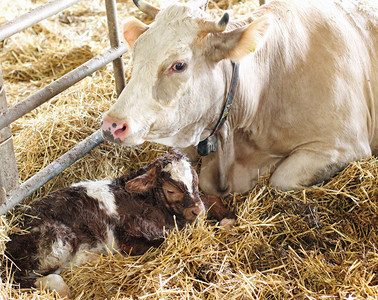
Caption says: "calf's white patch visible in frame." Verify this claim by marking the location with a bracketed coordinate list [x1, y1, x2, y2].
[163, 159, 193, 194]
[38, 237, 72, 274]
[72, 180, 118, 217]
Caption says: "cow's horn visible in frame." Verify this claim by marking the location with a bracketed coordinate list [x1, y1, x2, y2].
[202, 12, 229, 33]
[133, 0, 160, 19]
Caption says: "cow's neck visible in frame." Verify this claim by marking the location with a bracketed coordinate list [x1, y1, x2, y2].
[226, 56, 264, 132]
[215, 56, 266, 190]
[197, 56, 269, 195]
[197, 61, 240, 157]
[203, 59, 246, 193]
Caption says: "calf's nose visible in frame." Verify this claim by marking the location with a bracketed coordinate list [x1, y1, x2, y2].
[101, 116, 128, 142]
[190, 204, 204, 217]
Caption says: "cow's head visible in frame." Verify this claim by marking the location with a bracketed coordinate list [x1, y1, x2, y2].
[101, 0, 270, 148]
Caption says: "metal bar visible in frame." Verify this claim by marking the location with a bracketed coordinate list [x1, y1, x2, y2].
[0, 44, 128, 131]
[0, 0, 129, 213]
[0, 0, 83, 41]
[0, 129, 104, 215]
[0, 65, 20, 205]
[105, 0, 126, 97]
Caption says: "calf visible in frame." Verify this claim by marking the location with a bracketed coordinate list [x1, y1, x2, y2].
[6, 151, 234, 298]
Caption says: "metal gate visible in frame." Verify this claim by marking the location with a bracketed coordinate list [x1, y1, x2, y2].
[0, 0, 128, 214]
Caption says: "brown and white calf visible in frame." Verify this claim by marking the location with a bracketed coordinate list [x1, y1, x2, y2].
[101, 0, 377, 195]
[6, 151, 234, 297]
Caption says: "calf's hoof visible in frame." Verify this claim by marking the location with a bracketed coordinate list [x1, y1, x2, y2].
[220, 218, 236, 230]
[35, 274, 72, 298]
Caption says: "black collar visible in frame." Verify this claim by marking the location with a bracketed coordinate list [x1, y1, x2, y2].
[197, 61, 240, 156]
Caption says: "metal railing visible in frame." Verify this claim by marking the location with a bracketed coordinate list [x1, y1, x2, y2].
[0, 0, 127, 214]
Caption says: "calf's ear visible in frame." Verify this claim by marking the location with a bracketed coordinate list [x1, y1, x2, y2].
[123, 17, 149, 49]
[205, 15, 271, 62]
[125, 167, 157, 193]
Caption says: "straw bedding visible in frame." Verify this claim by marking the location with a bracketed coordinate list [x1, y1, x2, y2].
[0, 0, 377, 299]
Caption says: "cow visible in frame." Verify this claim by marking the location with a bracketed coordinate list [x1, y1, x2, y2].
[6, 151, 235, 297]
[101, 0, 377, 196]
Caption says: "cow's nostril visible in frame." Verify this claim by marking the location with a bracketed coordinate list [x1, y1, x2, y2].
[114, 124, 127, 137]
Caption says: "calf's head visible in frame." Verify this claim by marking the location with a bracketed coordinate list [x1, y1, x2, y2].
[101, 0, 270, 148]
[125, 151, 205, 222]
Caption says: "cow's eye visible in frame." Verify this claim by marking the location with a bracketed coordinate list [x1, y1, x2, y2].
[171, 62, 187, 72]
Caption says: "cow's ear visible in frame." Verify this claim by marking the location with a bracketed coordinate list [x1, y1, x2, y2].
[205, 15, 271, 62]
[123, 17, 149, 49]
[125, 166, 157, 193]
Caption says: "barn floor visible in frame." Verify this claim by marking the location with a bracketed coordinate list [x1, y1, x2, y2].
[0, 0, 377, 299]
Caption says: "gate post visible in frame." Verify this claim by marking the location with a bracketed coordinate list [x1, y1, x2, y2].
[105, 0, 126, 97]
[0, 65, 19, 205]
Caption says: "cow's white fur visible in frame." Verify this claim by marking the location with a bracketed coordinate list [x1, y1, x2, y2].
[104, 4, 214, 147]
[103, 0, 377, 195]
[163, 159, 193, 194]
[73, 180, 119, 216]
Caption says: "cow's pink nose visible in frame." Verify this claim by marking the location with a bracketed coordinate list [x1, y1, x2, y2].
[101, 117, 128, 143]
[114, 124, 127, 136]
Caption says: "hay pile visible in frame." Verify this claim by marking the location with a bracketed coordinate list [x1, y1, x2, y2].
[0, 0, 377, 299]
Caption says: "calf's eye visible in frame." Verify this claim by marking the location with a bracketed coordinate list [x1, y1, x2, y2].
[171, 62, 187, 72]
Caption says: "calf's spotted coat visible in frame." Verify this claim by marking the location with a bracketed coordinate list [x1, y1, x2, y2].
[6, 151, 234, 297]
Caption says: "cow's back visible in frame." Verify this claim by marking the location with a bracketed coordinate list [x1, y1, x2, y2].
[248, 0, 377, 156]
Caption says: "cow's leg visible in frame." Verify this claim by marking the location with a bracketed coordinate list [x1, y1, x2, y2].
[269, 150, 348, 191]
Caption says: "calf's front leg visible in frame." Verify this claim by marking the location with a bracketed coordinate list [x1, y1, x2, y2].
[202, 194, 236, 229]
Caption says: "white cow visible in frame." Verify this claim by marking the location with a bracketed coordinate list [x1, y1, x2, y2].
[101, 0, 377, 196]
